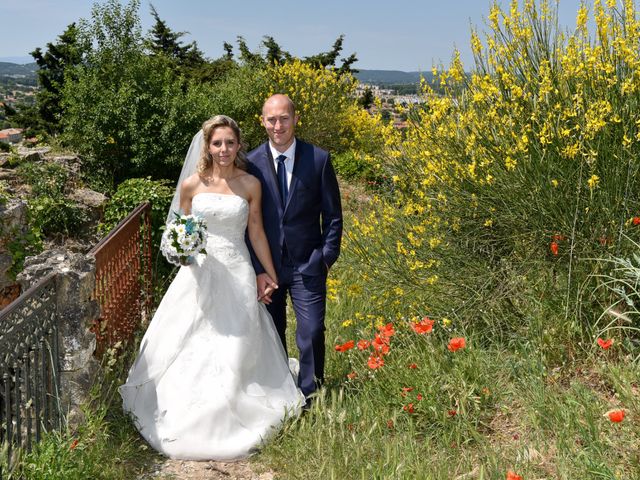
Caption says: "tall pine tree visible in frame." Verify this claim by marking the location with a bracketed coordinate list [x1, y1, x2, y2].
[29, 23, 85, 134]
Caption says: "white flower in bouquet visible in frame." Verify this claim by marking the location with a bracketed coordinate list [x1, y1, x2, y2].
[161, 213, 208, 266]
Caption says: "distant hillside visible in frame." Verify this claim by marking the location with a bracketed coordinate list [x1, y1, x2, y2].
[0, 62, 38, 77]
[354, 69, 432, 85]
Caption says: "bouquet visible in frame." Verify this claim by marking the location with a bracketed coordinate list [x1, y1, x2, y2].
[161, 213, 208, 266]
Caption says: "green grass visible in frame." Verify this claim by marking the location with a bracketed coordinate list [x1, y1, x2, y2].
[10, 185, 640, 480]
[6, 351, 161, 480]
[253, 188, 640, 480]
[257, 273, 640, 479]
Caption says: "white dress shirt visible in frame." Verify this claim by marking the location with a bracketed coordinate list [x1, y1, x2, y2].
[269, 140, 296, 188]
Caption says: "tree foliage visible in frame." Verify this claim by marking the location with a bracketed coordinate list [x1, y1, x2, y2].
[30, 23, 86, 134]
[145, 4, 210, 77]
[61, 0, 211, 185]
[25, 0, 370, 188]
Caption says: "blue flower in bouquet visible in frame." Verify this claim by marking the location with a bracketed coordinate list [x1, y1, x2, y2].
[161, 212, 208, 266]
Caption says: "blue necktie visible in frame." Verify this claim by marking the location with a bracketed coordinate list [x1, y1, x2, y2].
[276, 154, 288, 205]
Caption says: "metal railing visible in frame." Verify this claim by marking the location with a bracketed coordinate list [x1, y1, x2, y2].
[0, 272, 61, 475]
[90, 203, 152, 356]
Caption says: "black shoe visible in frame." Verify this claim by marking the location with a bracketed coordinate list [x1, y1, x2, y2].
[302, 396, 314, 411]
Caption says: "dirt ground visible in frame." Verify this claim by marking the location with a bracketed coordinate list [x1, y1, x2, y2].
[138, 458, 275, 480]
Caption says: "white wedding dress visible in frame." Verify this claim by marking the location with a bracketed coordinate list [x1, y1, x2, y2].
[119, 192, 304, 460]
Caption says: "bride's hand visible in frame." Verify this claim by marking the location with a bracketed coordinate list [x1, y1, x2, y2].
[257, 273, 278, 304]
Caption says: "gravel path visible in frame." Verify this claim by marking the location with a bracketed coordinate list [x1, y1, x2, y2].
[138, 458, 275, 480]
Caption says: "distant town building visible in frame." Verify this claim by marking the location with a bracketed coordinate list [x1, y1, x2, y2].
[0, 128, 23, 144]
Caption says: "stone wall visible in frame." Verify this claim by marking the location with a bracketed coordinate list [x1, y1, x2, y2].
[0, 146, 107, 308]
[17, 249, 101, 427]
[0, 198, 28, 307]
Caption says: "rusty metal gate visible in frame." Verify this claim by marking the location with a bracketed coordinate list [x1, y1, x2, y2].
[90, 202, 152, 356]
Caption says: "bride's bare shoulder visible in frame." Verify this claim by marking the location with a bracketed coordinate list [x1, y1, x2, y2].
[237, 171, 259, 188]
[181, 173, 202, 193]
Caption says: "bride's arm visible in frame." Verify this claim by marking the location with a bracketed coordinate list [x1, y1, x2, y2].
[245, 177, 278, 285]
[179, 174, 198, 215]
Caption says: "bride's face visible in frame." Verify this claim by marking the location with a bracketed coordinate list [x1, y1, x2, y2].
[209, 126, 240, 168]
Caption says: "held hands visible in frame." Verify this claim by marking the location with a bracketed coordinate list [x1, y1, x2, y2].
[257, 273, 278, 304]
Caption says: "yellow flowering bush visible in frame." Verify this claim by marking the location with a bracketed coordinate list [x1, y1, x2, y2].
[263, 59, 394, 164]
[346, 0, 640, 335]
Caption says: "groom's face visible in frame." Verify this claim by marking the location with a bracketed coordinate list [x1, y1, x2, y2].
[261, 97, 298, 152]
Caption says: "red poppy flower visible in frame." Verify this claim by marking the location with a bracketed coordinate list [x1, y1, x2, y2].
[400, 386, 414, 397]
[373, 334, 390, 354]
[633, 216, 640, 226]
[367, 355, 384, 369]
[607, 409, 625, 423]
[411, 317, 435, 334]
[346, 371, 357, 380]
[403, 403, 415, 413]
[378, 322, 395, 339]
[408, 363, 418, 369]
[70, 439, 79, 450]
[373, 333, 390, 346]
[447, 409, 457, 417]
[357, 339, 370, 350]
[447, 337, 466, 352]
[334, 340, 355, 352]
[550, 241, 559, 256]
[597, 338, 613, 350]
[506, 471, 522, 480]
[416, 393, 423, 401]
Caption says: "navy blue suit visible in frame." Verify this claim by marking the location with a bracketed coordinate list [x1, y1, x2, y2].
[247, 138, 342, 396]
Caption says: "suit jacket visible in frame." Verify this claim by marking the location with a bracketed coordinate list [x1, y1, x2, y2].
[247, 138, 343, 277]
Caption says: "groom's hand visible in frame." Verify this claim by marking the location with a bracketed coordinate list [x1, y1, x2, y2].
[257, 273, 278, 304]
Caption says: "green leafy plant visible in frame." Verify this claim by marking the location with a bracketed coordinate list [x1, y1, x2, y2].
[17, 161, 70, 196]
[100, 177, 173, 236]
[5, 227, 43, 279]
[27, 196, 87, 237]
[332, 151, 373, 181]
[0, 180, 9, 206]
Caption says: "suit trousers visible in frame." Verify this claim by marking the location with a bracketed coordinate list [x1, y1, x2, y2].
[267, 254, 327, 397]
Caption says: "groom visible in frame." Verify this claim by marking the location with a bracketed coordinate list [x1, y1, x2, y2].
[247, 94, 343, 400]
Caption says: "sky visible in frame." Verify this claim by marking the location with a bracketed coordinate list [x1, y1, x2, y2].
[1, 0, 587, 71]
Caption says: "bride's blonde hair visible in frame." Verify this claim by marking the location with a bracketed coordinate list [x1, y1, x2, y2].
[197, 115, 248, 175]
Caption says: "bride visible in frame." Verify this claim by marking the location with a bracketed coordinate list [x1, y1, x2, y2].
[119, 115, 305, 460]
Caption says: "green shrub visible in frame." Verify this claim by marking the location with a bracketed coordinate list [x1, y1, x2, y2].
[5, 227, 43, 279]
[0, 180, 9, 206]
[332, 151, 373, 181]
[61, 1, 211, 183]
[0, 141, 10, 152]
[17, 161, 70, 196]
[100, 177, 174, 237]
[347, 0, 640, 342]
[27, 196, 87, 237]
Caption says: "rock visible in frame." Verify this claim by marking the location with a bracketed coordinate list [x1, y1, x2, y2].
[0, 168, 19, 183]
[0, 198, 28, 289]
[67, 188, 108, 237]
[0, 252, 12, 290]
[17, 248, 91, 289]
[0, 197, 27, 227]
[68, 188, 108, 209]
[17, 248, 100, 429]
[17, 146, 51, 162]
[51, 155, 82, 176]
